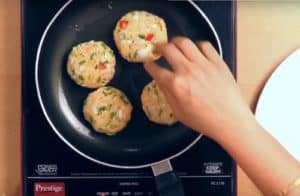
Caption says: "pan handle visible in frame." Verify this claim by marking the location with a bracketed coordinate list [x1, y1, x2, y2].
[152, 160, 185, 196]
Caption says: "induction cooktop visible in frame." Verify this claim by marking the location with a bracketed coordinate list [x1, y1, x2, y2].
[22, 1, 237, 195]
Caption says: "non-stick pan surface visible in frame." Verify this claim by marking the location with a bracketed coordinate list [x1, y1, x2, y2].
[36, 0, 222, 168]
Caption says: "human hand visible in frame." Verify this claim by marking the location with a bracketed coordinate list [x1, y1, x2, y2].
[144, 37, 300, 196]
[144, 37, 254, 140]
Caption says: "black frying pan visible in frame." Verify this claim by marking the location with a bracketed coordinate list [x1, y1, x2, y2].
[35, 0, 222, 195]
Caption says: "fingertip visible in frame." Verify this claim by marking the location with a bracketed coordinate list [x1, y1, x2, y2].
[198, 41, 220, 55]
[197, 40, 212, 49]
[171, 36, 191, 45]
[143, 60, 150, 67]
[143, 61, 153, 73]
[197, 41, 223, 65]
[171, 36, 188, 42]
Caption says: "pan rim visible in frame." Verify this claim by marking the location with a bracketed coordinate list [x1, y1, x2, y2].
[35, 0, 222, 169]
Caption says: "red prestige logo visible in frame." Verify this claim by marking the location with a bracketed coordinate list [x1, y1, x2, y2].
[34, 183, 65, 196]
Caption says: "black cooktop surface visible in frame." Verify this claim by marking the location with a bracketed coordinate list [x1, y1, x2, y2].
[22, 1, 236, 195]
